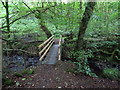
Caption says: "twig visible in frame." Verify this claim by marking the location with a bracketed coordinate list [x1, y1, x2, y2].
[0, 4, 58, 29]
[22, 2, 34, 12]
[0, 30, 18, 33]
[1, 0, 6, 8]
[23, 40, 43, 44]
[3, 48, 37, 55]
[0, 11, 34, 29]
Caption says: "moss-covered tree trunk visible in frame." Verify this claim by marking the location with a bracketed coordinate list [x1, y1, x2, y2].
[76, 2, 96, 50]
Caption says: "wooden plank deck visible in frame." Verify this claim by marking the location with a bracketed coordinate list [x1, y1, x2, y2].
[42, 44, 59, 64]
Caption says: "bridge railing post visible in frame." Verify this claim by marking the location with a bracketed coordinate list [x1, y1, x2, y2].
[58, 35, 62, 61]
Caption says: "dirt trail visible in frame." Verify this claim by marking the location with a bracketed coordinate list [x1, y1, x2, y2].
[4, 61, 119, 88]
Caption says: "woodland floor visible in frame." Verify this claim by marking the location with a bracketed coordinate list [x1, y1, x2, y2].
[3, 60, 119, 89]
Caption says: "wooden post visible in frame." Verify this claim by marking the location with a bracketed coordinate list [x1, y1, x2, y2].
[58, 35, 62, 61]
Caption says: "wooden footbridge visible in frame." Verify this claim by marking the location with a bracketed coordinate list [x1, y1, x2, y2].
[38, 35, 62, 64]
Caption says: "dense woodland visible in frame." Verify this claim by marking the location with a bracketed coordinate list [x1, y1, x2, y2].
[0, 0, 120, 88]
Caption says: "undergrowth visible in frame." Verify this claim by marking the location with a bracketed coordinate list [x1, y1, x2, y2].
[68, 49, 97, 77]
[63, 38, 120, 79]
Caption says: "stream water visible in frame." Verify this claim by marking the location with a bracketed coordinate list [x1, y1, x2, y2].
[3, 55, 40, 72]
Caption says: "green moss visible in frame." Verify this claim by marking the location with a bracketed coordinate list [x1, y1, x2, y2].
[102, 68, 120, 80]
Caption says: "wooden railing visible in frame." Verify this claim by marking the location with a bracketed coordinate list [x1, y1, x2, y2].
[38, 35, 54, 61]
[58, 35, 62, 61]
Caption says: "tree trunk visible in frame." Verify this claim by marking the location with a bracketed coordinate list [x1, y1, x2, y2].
[5, 0, 13, 50]
[38, 2, 52, 38]
[80, 0, 82, 9]
[40, 23, 52, 38]
[76, 2, 96, 50]
[5, 0, 10, 39]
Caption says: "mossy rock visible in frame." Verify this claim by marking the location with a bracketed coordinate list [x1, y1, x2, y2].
[14, 72, 23, 77]
[22, 69, 34, 75]
[101, 68, 120, 80]
[3, 78, 14, 86]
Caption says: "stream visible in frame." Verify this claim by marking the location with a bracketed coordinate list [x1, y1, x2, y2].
[3, 55, 40, 72]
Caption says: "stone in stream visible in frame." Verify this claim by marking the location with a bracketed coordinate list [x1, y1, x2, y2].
[28, 58, 33, 63]
[34, 63, 37, 66]
[34, 60, 38, 63]
[32, 62, 34, 65]
[3, 55, 25, 72]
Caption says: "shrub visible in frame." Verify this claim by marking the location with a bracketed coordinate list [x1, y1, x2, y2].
[3, 78, 14, 86]
[69, 50, 97, 77]
[14, 72, 23, 77]
[22, 69, 34, 74]
[102, 68, 120, 80]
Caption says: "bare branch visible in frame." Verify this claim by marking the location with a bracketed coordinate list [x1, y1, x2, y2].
[41, 4, 57, 13]
[3, 48, 37, 55]
[2, 14, 18, 25]
[0, 11, 35, 29]
[23, 1, 38, 16]
[11, 2, 21, 10]
[1, 0, 6, 8]
[0, 4, 58, 29]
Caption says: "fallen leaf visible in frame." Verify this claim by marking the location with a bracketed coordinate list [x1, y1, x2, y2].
[32, 84, 35, 86]
[43, 86, 45, 88]
[16, 82, 20, 86]
[58, 86, 62, 88]
[80, 86, 84, 88]
[55, 68, 57, 70]
[22, 78, 26, 81]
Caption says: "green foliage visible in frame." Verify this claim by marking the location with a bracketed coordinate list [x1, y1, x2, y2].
[3, 78, 14, 86]
[12, 18, 40, 33]
[101, 68, 120, 80]
[13, 69, 34, 78]
[87, 40, 119, 62]
[14, 72, 23, 77]
[22, 78, 26, 81]
[88, 41, 118, 50]
[69, 50, 97, 77]
[65, 43, 75, 49]
[1, 1, 120, 83]
[85, 2, 119, 38]
[22, 69, 34, 75]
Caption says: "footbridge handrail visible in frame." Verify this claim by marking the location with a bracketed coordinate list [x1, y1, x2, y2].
[38, 35, 54, 61]
[58, 35, 62, 61]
